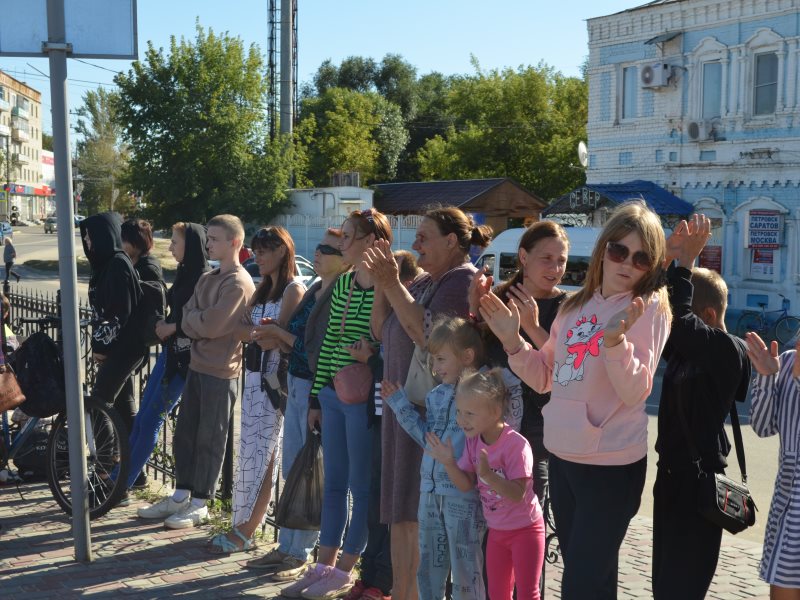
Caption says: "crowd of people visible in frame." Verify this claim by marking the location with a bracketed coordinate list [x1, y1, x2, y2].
[68, 203, 800, 600]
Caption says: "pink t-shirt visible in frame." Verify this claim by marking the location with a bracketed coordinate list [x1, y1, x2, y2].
[457, 425, 541, 530]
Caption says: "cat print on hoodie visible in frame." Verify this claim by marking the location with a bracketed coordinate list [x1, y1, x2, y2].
[554, 314, 604, 386]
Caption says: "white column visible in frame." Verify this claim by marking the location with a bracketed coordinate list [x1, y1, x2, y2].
[793, 40, 800, 110]
[723, 215, 738, 282]
[777, 47, 787, 112]
[786, 40, 798, 110]
[729, 46, 740, 115]
[738, 48, 747, 116]
[721, 55, 729, 116]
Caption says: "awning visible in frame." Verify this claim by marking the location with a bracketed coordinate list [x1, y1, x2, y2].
[543, 180, 694, 218]
[645, 31, 682, 45]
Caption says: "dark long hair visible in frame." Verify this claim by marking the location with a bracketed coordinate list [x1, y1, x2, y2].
[423, 205, 493, 253]
[495, 220, 569, 300]
[250, 226, 296, 305]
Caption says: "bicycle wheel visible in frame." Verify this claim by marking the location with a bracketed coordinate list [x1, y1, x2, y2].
[775, 316, 800, 346]
[46, 396, 130, 519]
[737, 312, 764, 338]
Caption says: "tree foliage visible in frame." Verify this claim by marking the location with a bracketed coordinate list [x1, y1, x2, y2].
[74, 88, 132, 215]
[416, 63, 587, 201]
[114, 24, 295, 227]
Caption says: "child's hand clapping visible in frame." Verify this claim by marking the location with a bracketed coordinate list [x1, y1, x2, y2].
[381, 379, 401, 398]
[746, 332, 781, 376]
[425, 432, 456, 466]
[477, 449, 492, 479]
[604, 296, 645, 348]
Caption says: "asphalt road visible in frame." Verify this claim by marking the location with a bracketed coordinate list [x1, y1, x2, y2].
[8, 226, 781, 545]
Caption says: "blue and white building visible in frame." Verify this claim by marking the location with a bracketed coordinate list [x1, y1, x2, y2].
[587, 0, 800, 316]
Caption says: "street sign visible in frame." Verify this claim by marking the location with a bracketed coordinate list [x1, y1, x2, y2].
[0, 0, 137, 58]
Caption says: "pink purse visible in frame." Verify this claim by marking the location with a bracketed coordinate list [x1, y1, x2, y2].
[332, 274, 371, 405]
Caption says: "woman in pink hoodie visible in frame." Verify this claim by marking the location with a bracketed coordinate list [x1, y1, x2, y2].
[480, 201, 672, 600]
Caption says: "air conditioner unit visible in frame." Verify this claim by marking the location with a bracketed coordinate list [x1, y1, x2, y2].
[687, 120, 712, 141]
[640, 62, 671, 88]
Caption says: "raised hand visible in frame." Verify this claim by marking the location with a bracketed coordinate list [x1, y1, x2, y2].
[362, 238, 399, 288]
[678, 213, 712, 267]
[479, 290, 524, 352]
[604, 296, 646, 348]
[425, 431, 456, 465]
[381, 379, 401, 399]
[468, 266, 493, 316]
[664, 219, 688, 266]
[745, 332, 780, 376]
[507, 283, 540, 334]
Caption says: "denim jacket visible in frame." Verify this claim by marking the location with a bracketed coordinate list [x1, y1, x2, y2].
[386, 383, 478, 499]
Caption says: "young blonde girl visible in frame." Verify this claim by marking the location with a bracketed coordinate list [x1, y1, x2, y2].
[480, 201, 672, 599]
[382, 317, 520, 599]
[426, 368, 544, 600]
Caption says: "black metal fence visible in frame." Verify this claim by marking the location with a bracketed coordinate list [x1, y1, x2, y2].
[7, 288, 234, 501]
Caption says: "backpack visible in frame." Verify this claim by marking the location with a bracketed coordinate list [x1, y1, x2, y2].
[12, 331, 66, 418]
[138, 279, 167, 346]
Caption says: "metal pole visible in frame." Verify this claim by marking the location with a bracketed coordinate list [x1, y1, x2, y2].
[279, 0, 293, 135]
[45, 0, 91, 562]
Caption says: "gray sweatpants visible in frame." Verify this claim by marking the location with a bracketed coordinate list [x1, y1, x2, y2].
[173, 368, 238, 500]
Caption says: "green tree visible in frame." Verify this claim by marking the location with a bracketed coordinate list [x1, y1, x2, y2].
[298, 88, 408, 185]
[416, 62, 587, 201]
[74, 88, 131, 216]
[42, 132, 54, 151]
[114, 24, 296, 227]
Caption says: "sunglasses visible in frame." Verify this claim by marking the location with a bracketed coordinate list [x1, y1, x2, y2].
[605, 241, 652, 271]
[316, 243, 342, 256]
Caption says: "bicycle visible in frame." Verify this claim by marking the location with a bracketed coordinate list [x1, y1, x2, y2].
[0, 314, 130, 519]
[737, 294, 800, 346]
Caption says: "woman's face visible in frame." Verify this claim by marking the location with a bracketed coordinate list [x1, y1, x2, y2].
[254, 244, 285, 278]
[520, 237, 568, 297]
[169, 231, 186, 263]
[314, 234, 347, 278]
[601, 231, 650, 297]
[412, 218, 454, 275]
[339, 219, 373, 265]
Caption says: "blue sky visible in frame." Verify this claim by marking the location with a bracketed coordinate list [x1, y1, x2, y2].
[0, 0, 638, 134]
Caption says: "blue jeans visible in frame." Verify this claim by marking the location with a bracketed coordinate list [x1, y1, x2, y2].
[318, 385, 373, 556]
[126, 351, 185, 490]
[278, 374, 319, 559]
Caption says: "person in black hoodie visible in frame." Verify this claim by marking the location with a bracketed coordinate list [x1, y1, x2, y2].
[652, 214, 751, 600]
[120, 222, 209, 500]
[81, 212, 145, 438]
[121, 218, 165, 284]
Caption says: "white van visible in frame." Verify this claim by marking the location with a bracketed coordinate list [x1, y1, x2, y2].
[474, 225, 602, 292]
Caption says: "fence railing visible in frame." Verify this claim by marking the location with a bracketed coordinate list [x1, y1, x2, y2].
[8, 288, 234, 502]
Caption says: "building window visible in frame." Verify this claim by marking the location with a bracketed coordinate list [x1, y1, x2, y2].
[669, 151, 678, 162]
[702, 62, 722, 119]
[754, 53, 778, 116]
[700, 150, 716, 161]
[655, 150, 664, 163]
[619, 151, 632, 165]
[622, 66, 637, 119]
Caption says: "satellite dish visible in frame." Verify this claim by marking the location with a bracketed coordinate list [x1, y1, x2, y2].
[577, 141, 589, 168]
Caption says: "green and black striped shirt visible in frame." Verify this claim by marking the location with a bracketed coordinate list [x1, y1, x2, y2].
[310, 271, 374, 403]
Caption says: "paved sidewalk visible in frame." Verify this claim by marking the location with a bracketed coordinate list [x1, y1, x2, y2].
[1, 481, 769, 598]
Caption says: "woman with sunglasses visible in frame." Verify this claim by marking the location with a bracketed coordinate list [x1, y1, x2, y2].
[479, 201, 671, 600]
[244, 229, 349, 579]
[280, 209, 394, 600]
[207, 226, 305, 554]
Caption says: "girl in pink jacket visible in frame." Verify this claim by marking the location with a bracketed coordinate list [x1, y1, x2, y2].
[480, 201, 672, 600]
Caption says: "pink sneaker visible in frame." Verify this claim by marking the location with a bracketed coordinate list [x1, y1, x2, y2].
[361, 587, 390, 600]
[342, 580, 366, 600]
[281, 564, 328, 598]
[301, 566, 353, 600]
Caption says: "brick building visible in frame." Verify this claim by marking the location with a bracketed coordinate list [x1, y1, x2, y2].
[586, 0, 800, 317]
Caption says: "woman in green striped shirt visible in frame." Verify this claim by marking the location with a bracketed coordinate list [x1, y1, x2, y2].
[282, 208, 393, 600]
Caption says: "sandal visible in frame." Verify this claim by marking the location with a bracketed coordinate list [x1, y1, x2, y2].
[206, 527, 256, 554]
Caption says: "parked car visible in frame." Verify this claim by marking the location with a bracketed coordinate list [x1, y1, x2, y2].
[44, 217, 58, 234]
[243, 255, 318, 287]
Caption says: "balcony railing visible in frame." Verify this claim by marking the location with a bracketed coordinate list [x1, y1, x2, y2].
[11, 153, 28, 165]
[0, 124, 10, 137]
[11, 106, 29, 120]
[11, 127, 29, 142]
[0, 99, 10, 113]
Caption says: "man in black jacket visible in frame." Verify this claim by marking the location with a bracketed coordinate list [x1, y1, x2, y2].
[80, 212, 145, 436]
[652, 215, 751, 600]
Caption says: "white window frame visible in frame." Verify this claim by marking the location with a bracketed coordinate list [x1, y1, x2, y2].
[688, 37, 729, 120]
[742, 28, 785, 120]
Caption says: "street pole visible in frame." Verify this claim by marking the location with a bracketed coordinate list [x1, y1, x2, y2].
[44, 0, 91, 562]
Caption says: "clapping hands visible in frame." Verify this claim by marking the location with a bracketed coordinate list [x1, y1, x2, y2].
[604, 296, 646, 348]
[665, 213, 712, 268]
[478, 290, 524, 352]
[745, 332, 782, 376]
[362, 238, 399, 288]
[425, 431, 456, 466]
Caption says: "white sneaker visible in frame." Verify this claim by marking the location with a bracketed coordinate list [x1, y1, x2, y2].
[137, 496, 189, 519]
[164, 502, 208, 529]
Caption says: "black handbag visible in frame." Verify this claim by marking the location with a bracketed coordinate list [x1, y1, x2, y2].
[677, 400, 757, 534]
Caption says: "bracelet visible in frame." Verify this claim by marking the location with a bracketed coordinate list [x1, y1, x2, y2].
[504, 339, 526, 356]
